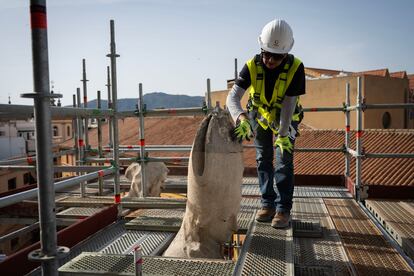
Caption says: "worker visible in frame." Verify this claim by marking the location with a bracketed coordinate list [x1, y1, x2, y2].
[227, 19, 305, 228]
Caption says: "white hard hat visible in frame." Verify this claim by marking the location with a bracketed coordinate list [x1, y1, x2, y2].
[258, 19, 294, 54]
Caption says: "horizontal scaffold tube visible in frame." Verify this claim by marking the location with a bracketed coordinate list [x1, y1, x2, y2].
[302, 106, 344, 112]
[0, 167, 115, 209]
[0, 149, 75, 165]
[364, 103, 414, 109]
[118, 107, 207, 118]
[0, 104, 113, 120]
[295, 148, 344, 153]
[364, 153, 414, 158]
[0, 165, 111, 172]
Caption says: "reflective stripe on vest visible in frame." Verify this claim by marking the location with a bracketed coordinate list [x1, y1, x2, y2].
[247, 55, 302, 132]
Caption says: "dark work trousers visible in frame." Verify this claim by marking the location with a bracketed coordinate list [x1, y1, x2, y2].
[252, 120, 299, 213]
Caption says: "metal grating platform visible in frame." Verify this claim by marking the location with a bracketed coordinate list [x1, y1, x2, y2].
[365, 199, 414, 260]
[234, 219, 294, 276]
[58, 252, 235, 276]
[125, 200, 259, 234]
[324, 199, 413, 275]
[294, 186, 351, 198]
[125, 209, 185, 232]
[56, 196, 115, 207]
[294, 265, 335, 276]
[242, 177, 259, 185]
[292, 220, 322, 238]
[56, 207, 104, 218]
[242, 185, 352, 198]
[292, 198, 352, 276]
[121, 197, 187, 209]
[100, 231, 175, 256]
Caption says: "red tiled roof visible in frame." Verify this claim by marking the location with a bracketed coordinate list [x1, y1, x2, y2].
[353, 69, 390, 77]
[390, 71, 407, 79]
[62, 118, 414, 187]
[305, 67, 344, 78]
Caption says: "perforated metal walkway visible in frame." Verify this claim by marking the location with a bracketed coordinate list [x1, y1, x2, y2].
[325, 199, 413, 275]
[59, 253, 236, 276]
[365, 199, 414, 261]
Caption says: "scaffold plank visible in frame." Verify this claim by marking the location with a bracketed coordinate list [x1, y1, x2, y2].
[55, 196, 115, 207]
[125, 198, 259, 234]
[100, 231, 175, 256]
[292, 198, 353, 276]
[365, 199, 414, 261]
[121, 197, 187, 209]
[58, 252, 235, 276]
[242, 185, 352, 198]
[325, 199, 413, 275]
[56, 207, 104, 218]
[234, 219, 294, 276]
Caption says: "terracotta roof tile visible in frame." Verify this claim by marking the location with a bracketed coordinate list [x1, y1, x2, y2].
[353, 68, 390, 77]
[390, 71, 407, 79]
[305, 67, 344, 78]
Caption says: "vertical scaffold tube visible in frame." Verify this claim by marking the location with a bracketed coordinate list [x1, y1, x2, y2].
[139, 83, 147, 197]
[356, 77, 363, 201]
[345, 82, 350, 177]
[234, 58, 238, 80]
[108, 20, 120, 202]
[106, 65, 113, 147]
[77, 88, 86, 197]
[207, 78, 212, 110]
[82, 58, 89, 150]
[72, 94, 78, 176]
[97, 90, 103, 195]
[28, 1, 58, 274]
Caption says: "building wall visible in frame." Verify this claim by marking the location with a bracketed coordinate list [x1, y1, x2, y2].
[52, 120, 73, 144]
[0, 170, 34, 193]
[364, 75, 408, 129]
[301, 76, 359, 129]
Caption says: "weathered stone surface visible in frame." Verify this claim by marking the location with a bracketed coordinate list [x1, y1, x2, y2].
[124, 162, 169, 197]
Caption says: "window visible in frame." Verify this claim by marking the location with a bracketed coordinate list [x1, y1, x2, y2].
[0, 131, 4, 136]
[53, 126, 59, 137]
[8, 178, 17, 190]
[382, 112, 391, 129]
[67, 125, 71, 137]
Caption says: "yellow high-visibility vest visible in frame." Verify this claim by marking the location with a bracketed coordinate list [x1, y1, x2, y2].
[247, 54, 303, 133]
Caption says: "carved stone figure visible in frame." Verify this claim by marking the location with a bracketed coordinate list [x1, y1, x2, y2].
[163, 109, 244, 258]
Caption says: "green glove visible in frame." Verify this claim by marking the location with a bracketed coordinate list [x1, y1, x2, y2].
[233, 119, 253, 142]
[274, 135, 293, 155]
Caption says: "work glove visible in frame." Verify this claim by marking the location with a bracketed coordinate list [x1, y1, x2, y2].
[274, 135, 293, 155]
[233, 119, 253, 142]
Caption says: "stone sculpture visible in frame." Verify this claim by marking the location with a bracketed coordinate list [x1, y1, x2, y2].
[163, 108, 244, 258]
[124, 162, 169, 197]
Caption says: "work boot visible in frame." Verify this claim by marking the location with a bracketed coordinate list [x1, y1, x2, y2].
[255, 207, 276, 222]
[271, 211, 291, 229]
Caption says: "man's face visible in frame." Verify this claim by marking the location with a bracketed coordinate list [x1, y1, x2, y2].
[261, 51, 287, 69]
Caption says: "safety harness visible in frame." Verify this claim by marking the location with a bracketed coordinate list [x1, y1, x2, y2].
[247, 54, 303, 134]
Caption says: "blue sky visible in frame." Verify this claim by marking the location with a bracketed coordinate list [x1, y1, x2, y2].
[1, 0, 413, 106]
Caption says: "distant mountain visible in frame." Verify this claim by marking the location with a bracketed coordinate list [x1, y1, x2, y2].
[84, 92, 204, 111]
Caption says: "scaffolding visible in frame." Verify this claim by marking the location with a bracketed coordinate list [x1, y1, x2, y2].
[0, 2, 414, 274]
